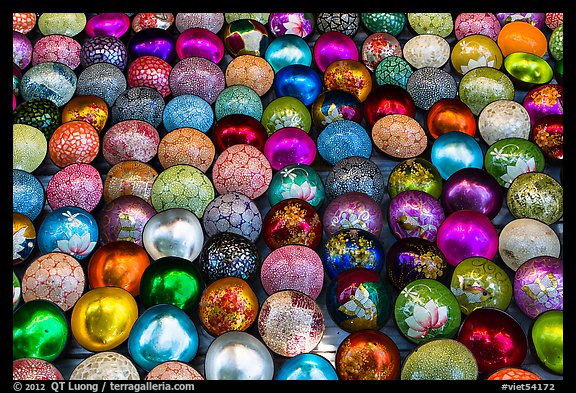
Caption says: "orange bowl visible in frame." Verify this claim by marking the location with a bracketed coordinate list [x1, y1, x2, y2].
[497, 21, 547, 57]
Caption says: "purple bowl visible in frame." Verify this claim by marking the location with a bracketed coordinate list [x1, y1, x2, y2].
[176, 28, 225, 63]
[496, 13, 546, 28]
[523, 84, 563, 126]
[436, 210, 499, 267]
[388, 190, 445, 242]
[269, 13, 315, 38]
[323, 191, 383, 237]
[85, 13, 131, 38]
[99, 195, 156, 247]
[313, 31, 359, 73]
[514, 256, 563, 319]
[168, 56, 225, 104]
[81, 35, 128, 70]
[263, 127, 316, 171]
[128, 28, 176, 64]
[386, 237, 449, 290]
[13, 31, 33, 70]
[442, 168, 504, 219]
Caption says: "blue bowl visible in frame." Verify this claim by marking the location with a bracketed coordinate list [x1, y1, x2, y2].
[317, 119, 372, 165]
[264, 34, 312, 73]
[128, 304, 199, 372]
[37, 206, 98, 260]
[13, 169, 45, 221]
[431, 131, 484, 180]
[274, 64, 323, 106]
[163, 94, 214, 133]
[275, 353, 338, 380]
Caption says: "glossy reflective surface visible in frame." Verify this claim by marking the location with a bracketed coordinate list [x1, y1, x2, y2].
[268, 164, 325, 209]
[273, 64, 322, 106]
[436, 210, 499, 267]
[529, 310, 563, 375]
[532, 114, 563, 160]
[13, 300, 69, 362]
[127, 304, 199, 372]
[127, 28, 175, 63]
[85, 13, 130, 38]
[497, 21, 547, 57]
[37, 206, 98, 260]
[321, 228, 385, 279]
[71, 287, 138, 352]
[275, 353, 338, 380]
[313, 31, 358, 73]
[458, 308, 528, 375]
[450, 257, 513, 315]
[199, 277, 258, 336]
[326, 268, 392, 332]
[442, 168, 504, 219]
[266, 35, 313, 73]
[363, 84, 416, 128]
[142, 208, 204, 262]
[177, 27, 224, 63]
[139, 256, 204, 312]
[323, 59, 372, 102]
[426, 98, 476, 139]
[88, 241, 150, 296]
[431, 132, 484, 180]
[388, 158, 443, 199]
[451, 34, 503, 75]
[514, 256, 563, 319]
[212, 114, 268, 153]
[263, 127, 317, 171]
[388, 190, 445, 242]
[323, 191, 383, 237]
[336, 330, 400, 380]
[263, 198, 322, 251]
[484, 138, 546, 188]
[504, 52, 553, 86]
[13, 212, 36, 265]
[204, 331, 274, 380]
[395, 278, 461, 344]
[223, 19, 269, 58]
[386, 237, 448, 290]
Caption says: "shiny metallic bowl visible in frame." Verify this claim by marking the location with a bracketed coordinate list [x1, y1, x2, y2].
[142, 208, 204, 262]
[204, 331, 274, 380]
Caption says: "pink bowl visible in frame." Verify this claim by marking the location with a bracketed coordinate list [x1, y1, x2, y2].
[176, 28, 225, 63]
[436, 210, 499, 267]
[313, 31, 359, 73]
[263, 127, 317, 171]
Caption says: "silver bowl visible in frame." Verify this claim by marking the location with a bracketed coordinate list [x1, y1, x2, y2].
[204, 331, 274, 380]
[142, 208, 204, 262]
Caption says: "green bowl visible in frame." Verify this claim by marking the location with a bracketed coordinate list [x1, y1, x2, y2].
[503, 52, 553, 87]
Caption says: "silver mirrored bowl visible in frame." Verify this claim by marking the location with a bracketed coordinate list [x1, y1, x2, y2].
[204, 331, 274, 380]
[142, 208, 204, 262]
